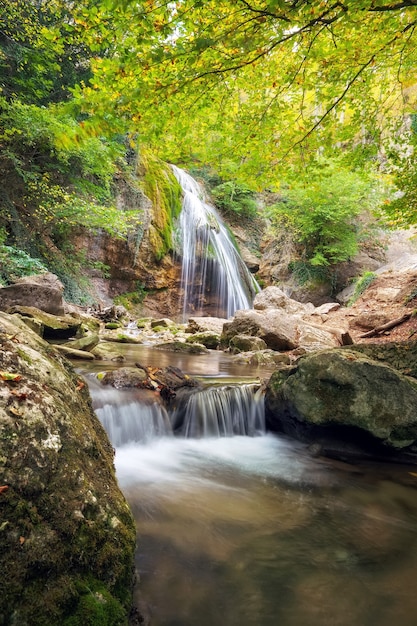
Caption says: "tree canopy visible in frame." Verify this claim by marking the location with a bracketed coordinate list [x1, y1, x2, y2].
[67, 0, 417, 186]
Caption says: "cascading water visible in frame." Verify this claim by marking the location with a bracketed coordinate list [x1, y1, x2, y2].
[82, 356, 417, 626]
[171, 165, 259, 319]
[176, 384, 265, 438]
[92, 382, 265, 445]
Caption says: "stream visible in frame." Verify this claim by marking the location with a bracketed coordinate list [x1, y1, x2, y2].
[80, 344, 417, 626]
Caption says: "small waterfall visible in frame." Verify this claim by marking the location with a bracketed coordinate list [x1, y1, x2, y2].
[92, 382, 264, 447]
[94, 394, 173, 446]
[177, 384, 265, 439]
[171, 165, 259, 319]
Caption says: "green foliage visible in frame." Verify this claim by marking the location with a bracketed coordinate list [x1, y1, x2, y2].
[0, 245, 48, 285]
[211, 181, 258, 219]
[348, 271, 377, 306]
[383, 134, 417, 228]
[140, 149, 182, 260]
[268, 160, 381, 271]
[114, 284, 147, 310]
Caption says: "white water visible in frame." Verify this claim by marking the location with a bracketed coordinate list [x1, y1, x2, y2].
[87, 368, 417, 626]
[171, 165, 259, 319]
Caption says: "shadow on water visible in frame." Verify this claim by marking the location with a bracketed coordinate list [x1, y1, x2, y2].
[81, 346, 417, 626]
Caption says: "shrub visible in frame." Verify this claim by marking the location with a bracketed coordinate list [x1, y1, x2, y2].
[211, 181, 258, 218]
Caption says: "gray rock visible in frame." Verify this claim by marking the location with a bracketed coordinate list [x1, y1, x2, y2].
[254, 286, 313, 314]
[0, 282, 64, 315]
[0, 311, 136, 623]
[222, 309, 298, 351]
[265, 346, 417, 460]
[229, 334, 268, 353]
[186, 317, 229, 335]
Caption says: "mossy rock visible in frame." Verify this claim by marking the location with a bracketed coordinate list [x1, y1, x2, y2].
[265, 346, 417, 460]
[186, 332, 220, 349]
[155, 341, 209, 354]
[0, 312, 136, 625]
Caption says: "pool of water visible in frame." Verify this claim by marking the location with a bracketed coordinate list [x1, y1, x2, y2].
[81, 346, 417, 626]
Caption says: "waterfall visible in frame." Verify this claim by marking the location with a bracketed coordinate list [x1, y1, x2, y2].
[95, 399, 173, 446]
[92, 383, 265, 447]
[176, 384, 265, 438]
[171, 165, 259, 319]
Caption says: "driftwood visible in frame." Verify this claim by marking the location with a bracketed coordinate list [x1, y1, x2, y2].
[359, 313, 411, 338]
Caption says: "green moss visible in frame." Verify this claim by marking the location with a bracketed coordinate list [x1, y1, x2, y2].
[63, 581, 127, 626]
[139, 149, 182, 261]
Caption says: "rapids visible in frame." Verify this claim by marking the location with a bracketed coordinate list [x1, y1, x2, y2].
[80, 346, 417, 626]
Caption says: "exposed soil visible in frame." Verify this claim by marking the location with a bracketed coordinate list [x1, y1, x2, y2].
[325, 268, 417, 345]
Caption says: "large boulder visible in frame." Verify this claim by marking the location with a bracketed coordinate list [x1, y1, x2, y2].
[265, 345, 417, 462]
[222, 309, 299, 351]
[0, 273, 65, 315]
[7, 306, 82, 339]
[0, 312, 136, 624]
[253, 286, 314, 314]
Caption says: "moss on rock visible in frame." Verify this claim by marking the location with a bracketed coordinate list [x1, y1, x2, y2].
[139, 150, 182, 261]
[0, 312, 136, 625]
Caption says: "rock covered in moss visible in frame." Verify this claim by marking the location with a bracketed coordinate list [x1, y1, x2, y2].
[265, 346, 417, 461]
[8, 305, 82, 339]
[0, 312, 136, 625]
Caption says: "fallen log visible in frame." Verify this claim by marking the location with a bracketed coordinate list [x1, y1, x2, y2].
[359, 313, 411, 338]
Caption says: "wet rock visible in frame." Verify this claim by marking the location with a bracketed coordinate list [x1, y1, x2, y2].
[54, 344, 96, 360]
[63, 332, 100, 352]
[8, 306, 82, 339]
[155, 341, 209, 354]
[100, 366, 148, 388]
[265, 347, 417, 461]
[232, 349, 291, 368]
[186, 332, 221, 349]
[0, 311, 136, 624]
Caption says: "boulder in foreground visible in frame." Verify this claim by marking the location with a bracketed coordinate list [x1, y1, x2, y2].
[265, 344, 417, 462]
[0, 312, 136, 625]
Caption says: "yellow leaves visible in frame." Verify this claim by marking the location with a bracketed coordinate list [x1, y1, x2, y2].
[0, 371, 22, 383]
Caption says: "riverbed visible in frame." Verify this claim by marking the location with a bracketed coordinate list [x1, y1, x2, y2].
[80, 345, 417, 626]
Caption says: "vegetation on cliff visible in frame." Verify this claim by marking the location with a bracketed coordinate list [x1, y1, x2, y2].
[0, 0, 416, 301]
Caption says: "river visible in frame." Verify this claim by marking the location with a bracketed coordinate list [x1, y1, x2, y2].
[79, 344, 417, 626]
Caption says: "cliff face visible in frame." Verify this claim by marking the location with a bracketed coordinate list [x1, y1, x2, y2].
[0, 311, 136, 625]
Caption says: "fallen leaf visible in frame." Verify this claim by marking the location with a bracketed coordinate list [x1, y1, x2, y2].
[0, 371, 22, 382]
[10, 390, 28, 400]
[9, 407, 23, 417]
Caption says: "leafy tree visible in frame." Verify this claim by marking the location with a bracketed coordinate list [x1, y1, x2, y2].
[267, 159, 382, 274]
[71, 0, 417, 188]
[0, 97, 138, 253]
[211, 181, 258, 218]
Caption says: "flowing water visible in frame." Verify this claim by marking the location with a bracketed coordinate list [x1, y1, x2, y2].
[81, 347, 417, 626]
[171, 165, 259, 319]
